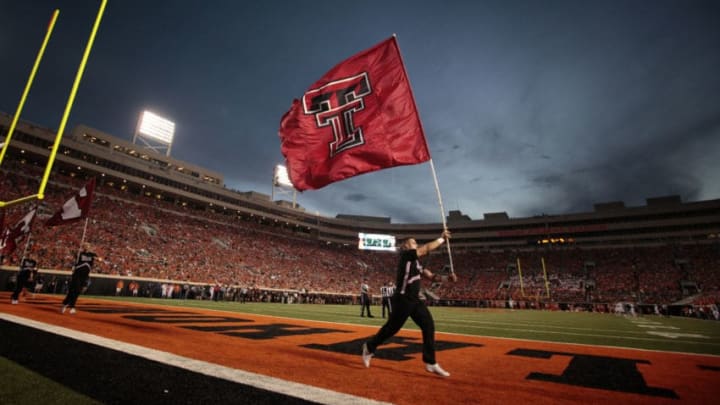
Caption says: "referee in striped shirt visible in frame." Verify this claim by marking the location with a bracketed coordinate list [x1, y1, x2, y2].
[380, 282, 395, 318]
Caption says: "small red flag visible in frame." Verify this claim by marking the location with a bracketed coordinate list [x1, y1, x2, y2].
[279, 36, 430, 191]
[0, 207, 37, 256]
[45, 177, 96, 226]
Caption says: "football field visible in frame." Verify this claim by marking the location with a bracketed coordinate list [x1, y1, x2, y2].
[2, 294, 719, 404]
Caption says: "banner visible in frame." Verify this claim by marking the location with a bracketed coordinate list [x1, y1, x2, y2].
[0, 207, 37, 256]
[279, 36, 429, 191]
[45, 177, 96, 226]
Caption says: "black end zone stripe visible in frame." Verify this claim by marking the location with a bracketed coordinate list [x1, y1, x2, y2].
[0, 320, 318, 405]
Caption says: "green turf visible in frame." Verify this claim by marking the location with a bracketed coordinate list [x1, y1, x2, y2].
[0, 357, 101, 405]
[94, 296, 720, 356]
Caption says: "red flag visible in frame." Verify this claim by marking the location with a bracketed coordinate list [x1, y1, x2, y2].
[279, 36, 430, 191]
[0, 207, 37, 256]
[45, 177, 96, 226]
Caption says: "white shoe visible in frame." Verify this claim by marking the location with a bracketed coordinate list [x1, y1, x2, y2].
[425, 363, 450, 377]
[61, 305, 68, 314]
[69, 308, 77, 314]
[11, 299, 18, 304]
[362, 343, 373, 368]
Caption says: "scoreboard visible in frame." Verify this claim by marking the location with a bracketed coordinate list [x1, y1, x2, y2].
[358, 233, 396, 252]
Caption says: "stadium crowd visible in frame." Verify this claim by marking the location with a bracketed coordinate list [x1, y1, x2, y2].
[2, 163, 719, 316]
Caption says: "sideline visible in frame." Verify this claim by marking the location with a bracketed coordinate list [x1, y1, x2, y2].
[0, 312, 391, 405]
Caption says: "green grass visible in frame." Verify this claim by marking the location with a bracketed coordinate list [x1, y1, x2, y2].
[0, 358, 101, 405]
[95, 296, 720, 356]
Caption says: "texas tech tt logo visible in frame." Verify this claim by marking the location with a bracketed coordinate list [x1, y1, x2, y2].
[302, 72, 371, 157]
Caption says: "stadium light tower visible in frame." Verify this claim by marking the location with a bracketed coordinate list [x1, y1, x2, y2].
[272, 164, 297, 208]
[133, 110, 175, 157]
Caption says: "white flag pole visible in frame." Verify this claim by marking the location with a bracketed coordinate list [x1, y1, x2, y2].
[393, 33, 456, 275]
[18, 206, 38, 262]
[428, 159, 455, 275]
[76, 216, 90, 263]
[21, 231, 32, 260]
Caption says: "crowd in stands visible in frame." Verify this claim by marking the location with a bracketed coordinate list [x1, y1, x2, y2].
[2, 162, 719, 313]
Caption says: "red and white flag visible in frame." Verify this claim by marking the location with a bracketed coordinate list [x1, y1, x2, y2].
[45, 177, 96, 226]
[0, 207, 37, 256]
[279, 36, 430, 191]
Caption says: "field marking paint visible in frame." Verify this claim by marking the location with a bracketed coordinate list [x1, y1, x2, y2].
[635, 325, 680, 330]
[630, 320, 663, 325]
[625, 315, 710, 340]
[438, 322, 720, 345]
[440, 318, 656, 335]
[646, 331, 711, 339]
[0, 313, 391, 405]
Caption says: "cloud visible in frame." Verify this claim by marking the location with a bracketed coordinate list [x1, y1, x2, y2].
[344, 193, 368, 203]
[3, 0, 719, 226]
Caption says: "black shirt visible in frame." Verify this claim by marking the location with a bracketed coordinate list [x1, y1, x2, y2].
[395, 249, 423, 299]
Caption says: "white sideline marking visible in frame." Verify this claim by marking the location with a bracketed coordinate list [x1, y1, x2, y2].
[636, 325, 679, 330]
[646, 331, 710, 339]
[0, 313, 391, 405]
[630, 320, 663, 325]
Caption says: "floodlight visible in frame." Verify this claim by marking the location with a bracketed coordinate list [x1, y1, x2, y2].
[137, 111, 175, 143]
[274, 164, 293, 188]
[271, 164, 297, 208]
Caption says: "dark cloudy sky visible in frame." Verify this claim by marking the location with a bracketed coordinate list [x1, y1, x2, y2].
[1, 0, 719, 223]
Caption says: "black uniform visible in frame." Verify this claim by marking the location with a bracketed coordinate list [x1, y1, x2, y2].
[11, 258, 37, 303]
[360, 280, 373, 317]
[365, 249, 438, 364]
[62, 251, 95, 311]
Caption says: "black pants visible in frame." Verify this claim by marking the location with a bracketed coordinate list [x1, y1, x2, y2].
[63, 285, 82, 308]
[360, 293, 372, 316]
[366, 294, 436, 364]
[11, 281, 25, 301]
[11, 275, 30, 301]
[382, 297, 392, 318]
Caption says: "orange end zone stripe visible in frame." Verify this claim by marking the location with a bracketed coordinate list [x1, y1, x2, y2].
[2, 293, 719, 405]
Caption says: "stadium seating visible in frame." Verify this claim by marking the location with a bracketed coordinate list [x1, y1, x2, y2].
[2, 163, 719, 310]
